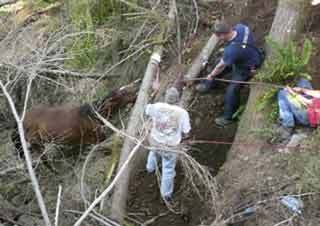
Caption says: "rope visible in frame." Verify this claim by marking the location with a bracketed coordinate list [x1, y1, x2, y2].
[184, 77, 285, 89]
[183, 138, 310, 150]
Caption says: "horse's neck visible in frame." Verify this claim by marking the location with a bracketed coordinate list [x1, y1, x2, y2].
[79, 104, 101, 120]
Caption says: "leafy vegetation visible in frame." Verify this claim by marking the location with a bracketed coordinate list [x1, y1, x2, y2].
[256, 38, 313, 121]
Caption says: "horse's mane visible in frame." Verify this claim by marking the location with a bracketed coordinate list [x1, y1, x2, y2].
[92, 90, 118, 110]
[79, 103, 99, 120]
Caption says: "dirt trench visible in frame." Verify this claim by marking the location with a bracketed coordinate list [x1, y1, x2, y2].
[126, 1, 278, 225]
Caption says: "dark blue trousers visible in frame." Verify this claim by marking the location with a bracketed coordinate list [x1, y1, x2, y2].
[203, 65, 251, 119]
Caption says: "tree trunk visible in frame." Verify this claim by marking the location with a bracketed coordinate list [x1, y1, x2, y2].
[216, 0, 310, 216]
[181, 34, 219, 106]
[110, 1, 176, 222]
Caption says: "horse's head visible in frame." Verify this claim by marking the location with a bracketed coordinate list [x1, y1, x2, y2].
[94, 79, 140, 118]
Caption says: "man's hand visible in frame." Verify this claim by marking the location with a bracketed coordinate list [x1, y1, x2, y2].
[207, 59, 226, 81]
[207, 73, 214, 81]
[285, 86, 296, 96]
[181, 133, 191, 143]
[292, 87, 305, 93]
[152, 80, 160, 91]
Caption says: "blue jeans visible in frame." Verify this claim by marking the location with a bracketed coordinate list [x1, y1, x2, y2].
[278, 78, 312, 128]
[146, 150, 177, 199]
[203, 65, 251, 119]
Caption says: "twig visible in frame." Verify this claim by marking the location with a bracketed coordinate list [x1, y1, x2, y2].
[37, 68, 108, 79]
[65, 209, 117, 226]
[142, 211, 170, 226]
[273, 215, 296, 226]
[0, 81, 52, 226]
[80, 144, 100, 207]
[185, 77, 285, 89]
[97, 43, 153, 84]
[73, 137, 146, 226]
[54, 185, 62, 226]
[0, 0, 16, 7]
[0, 163, 31, 176]
[191, 0, 199, 34]
[173, 0, 182, 64]
[220, 192, 319, 225]
[0, 215, 24, 226]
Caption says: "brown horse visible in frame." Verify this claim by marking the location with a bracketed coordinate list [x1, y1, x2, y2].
[11, 81, 139, 159]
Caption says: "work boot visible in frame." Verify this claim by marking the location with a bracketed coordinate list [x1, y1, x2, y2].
[214, 116, 233, 127]
[195, 82, 210, 93]
[275, 125, 293, 142]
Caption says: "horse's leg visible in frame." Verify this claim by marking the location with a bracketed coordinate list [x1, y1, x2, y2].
[107, 107, 112, 119]
[32, 143, 58, 174]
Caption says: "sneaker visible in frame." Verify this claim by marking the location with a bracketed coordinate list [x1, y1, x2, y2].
[215, 116, 233, 127]
[195, 83, 210, 93]
[163, 196, 173, 202]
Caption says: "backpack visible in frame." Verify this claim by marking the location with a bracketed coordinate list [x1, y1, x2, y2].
[307, 98, 320, 127]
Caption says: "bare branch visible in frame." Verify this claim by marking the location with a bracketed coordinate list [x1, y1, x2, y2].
[73, 137, 146, 226]
[0, 0, 17, 8]
[0, 81, 52, 226]
[191, 0, 199, 34]
[54, 185, 63, 226]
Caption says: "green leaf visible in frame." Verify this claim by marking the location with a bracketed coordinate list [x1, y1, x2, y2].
[300, 72, 312, 81]
[301, 39, 312, 65]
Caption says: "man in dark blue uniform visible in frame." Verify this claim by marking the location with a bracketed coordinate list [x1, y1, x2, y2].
[197, 21, 263, 127]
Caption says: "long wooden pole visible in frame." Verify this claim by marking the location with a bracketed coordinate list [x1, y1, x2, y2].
[109, 1, 177, 223]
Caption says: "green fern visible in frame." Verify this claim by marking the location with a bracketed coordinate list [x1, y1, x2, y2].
[256, 38, 313, 121]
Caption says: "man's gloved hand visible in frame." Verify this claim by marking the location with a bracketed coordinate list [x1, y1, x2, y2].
[152, 80, 160, 91]
[207, 74, 214, 81]
[292, 87, 305, 94]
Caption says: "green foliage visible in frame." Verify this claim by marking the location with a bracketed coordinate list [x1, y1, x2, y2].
[256, 38, 313, 121]
[257, 38, 312, 84]
[256, 87, 279, 122]
[64, 0, 157, 70]
[90, 0, 138, 25]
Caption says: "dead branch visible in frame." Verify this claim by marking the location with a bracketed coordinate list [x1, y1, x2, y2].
[191, 0, 200, 34]
[142, 211, 170, 226]
[66, 209, 118, 226]
[0, 0, 16, 8]
[54, 185, 62, 226]
[181, 30, 219, 107]
[73, 137, 146, 226]
[0, 80, 52, 226]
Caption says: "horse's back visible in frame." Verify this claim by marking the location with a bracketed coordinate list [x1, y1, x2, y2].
[24, 105, 83, 144]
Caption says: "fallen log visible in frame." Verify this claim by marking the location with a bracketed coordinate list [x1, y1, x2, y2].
[181, 34, 219, 107]
[109, 1, 177, 223]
